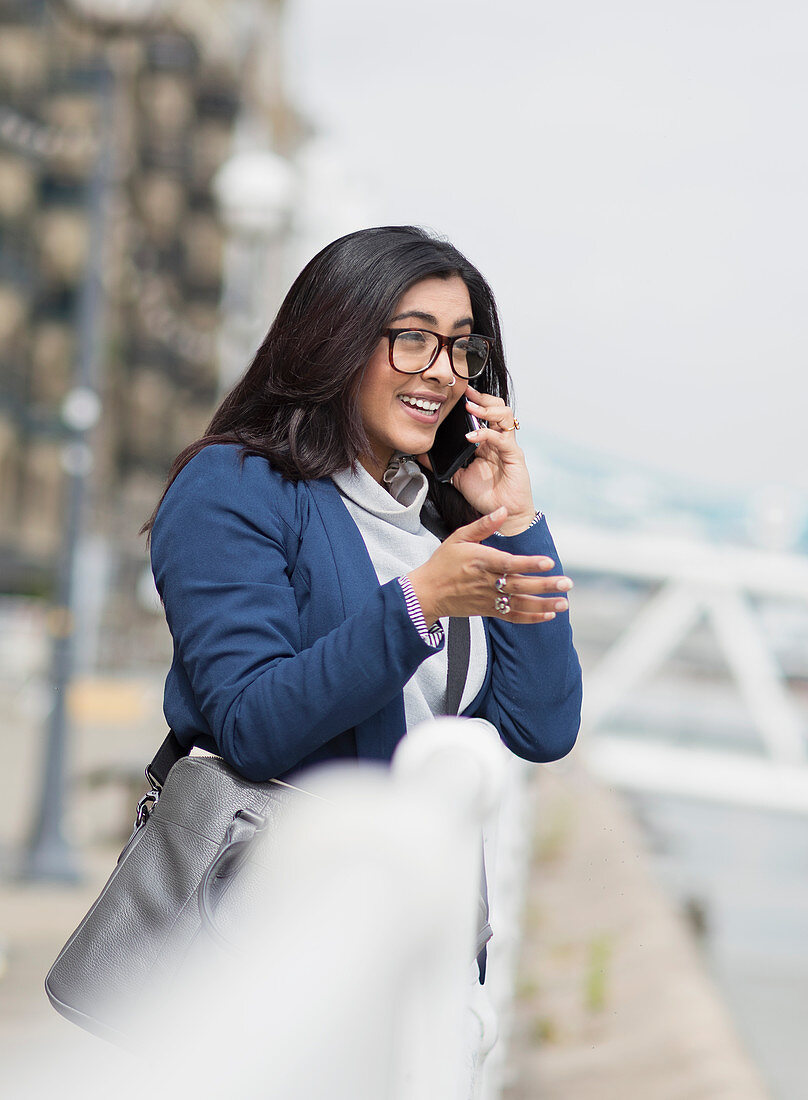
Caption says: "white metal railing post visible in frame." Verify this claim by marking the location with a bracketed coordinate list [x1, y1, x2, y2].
[477, 755, 537, 1100]
[391, 717, 508, 1100]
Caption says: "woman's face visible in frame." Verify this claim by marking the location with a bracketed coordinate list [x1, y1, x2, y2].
[358, 274, 472, 481]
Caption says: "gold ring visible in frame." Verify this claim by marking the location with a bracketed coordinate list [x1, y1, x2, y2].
[503, 418, 519, 432]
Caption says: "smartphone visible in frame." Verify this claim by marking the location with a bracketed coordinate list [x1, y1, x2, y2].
[428, 399, 481, 483]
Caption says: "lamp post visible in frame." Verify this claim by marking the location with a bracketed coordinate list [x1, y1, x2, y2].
[213, 147, 295, 392]
[19, 0, 173, 881]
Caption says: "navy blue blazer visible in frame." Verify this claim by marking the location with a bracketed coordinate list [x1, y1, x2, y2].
[150, 444, 582, 782]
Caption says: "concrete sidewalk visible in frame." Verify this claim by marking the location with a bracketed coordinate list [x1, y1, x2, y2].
[502, 763, 772, 1099]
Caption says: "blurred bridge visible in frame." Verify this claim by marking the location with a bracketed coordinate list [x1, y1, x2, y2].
[556, 519, 808, 815]
[517, 428, 808, 814]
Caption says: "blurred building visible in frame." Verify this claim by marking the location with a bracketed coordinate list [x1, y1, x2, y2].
[0, 0, 299, 665]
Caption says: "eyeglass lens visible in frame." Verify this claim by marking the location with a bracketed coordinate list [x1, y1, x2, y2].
[392, 330, 489, 379]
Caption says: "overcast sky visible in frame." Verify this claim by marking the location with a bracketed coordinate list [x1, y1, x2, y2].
[284, 0, 807, 498]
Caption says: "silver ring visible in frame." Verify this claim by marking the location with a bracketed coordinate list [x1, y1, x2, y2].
[495, 574, 508, 592]
[494, 595, 511, 614]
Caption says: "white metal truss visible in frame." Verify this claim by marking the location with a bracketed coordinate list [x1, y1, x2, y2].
[555, 521, 808, 812]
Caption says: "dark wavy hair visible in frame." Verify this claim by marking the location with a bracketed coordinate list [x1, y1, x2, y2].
[143, 225, 511, 536]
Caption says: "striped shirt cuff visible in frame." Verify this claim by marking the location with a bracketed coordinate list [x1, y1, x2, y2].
[493, 510, 543, 536]
[397, 576, 444, 648]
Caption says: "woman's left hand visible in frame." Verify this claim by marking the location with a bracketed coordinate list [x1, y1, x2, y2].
[450, 386, 537, 535]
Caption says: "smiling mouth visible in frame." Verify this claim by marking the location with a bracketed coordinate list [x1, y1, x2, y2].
[399, 395, 441, 415]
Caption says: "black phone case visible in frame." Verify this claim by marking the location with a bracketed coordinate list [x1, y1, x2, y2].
[429, 401, 480, 483]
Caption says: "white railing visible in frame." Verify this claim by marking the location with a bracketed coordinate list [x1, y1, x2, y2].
[10, 717, 533, 1100]
[556, 520, 808, 812]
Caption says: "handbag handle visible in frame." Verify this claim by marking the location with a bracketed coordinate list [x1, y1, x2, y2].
[198, 807, 266, 951]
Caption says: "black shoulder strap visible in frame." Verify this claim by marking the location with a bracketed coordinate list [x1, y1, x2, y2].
[419, 496, 449, 541]
[445, 616, 471, 716]
[147, 729, 188, 789]
[420, 498, 471, 717]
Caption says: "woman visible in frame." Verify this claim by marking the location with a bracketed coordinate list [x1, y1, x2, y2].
[145, 223, 581, 1089]
[145, 226, 582, 786]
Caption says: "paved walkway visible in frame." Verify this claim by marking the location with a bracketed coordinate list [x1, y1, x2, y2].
[502, 762, 772, 1099]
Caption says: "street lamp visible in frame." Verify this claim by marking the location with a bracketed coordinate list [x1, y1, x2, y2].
[51, 0, 171, 35]
[213, 147, 295, 391]
[19, 0, 173, 882]
[214, 148, 296, 237]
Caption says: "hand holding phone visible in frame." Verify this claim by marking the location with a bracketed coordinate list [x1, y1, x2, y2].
[438, 385, 538, 535]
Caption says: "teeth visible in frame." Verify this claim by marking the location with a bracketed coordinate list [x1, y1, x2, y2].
[401, 396, 439, 412]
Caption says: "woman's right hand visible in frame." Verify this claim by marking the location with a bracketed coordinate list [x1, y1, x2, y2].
[406, 507, 573, 627]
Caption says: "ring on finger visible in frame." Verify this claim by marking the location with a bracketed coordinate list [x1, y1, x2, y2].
[495, 574, 508, 592]
[502, 418, 520, 432]
[494, 595, 511, 614]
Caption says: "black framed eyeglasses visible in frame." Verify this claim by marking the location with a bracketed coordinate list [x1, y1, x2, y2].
[384, 328, 493, 381]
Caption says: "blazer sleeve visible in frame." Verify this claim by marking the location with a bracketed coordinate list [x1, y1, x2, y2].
[471, 515, 583, 763]
[150, 447, 443, 781]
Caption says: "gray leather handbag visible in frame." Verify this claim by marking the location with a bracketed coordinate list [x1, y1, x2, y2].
[45, 734, 305, 1044]
[45, 618, 490, 1044]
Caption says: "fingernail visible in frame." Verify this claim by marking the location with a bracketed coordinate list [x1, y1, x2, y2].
[465, 431, 478, 440]
[554, 600, 568, 611]
[541, 558, 555, 568]
[544, 612, 556, 620]
[556, 579, 572, 591]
